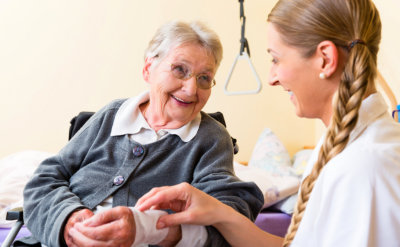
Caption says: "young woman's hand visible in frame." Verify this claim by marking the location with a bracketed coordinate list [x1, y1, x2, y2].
[136, 182, 227, 228]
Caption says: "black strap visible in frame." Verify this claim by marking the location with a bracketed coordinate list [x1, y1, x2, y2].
[239, 0, 250, 56]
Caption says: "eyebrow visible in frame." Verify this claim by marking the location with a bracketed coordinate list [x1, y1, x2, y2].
[267, 48, 276, 54]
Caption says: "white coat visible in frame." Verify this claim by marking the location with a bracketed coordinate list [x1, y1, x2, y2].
[293, 93, 400, 247]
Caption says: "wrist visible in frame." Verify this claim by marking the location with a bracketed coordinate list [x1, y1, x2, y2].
[213, 203, 237, 230]
[158, 225, 182, 247]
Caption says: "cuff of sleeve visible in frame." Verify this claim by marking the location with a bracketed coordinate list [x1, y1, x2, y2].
[176, 225, 208, 247]
[130, 208, 169, 247]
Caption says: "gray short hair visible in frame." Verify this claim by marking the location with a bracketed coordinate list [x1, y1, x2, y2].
[144, 21, 223, 69]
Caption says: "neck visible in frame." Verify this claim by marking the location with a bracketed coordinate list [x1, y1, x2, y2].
[140, 102, 185, 131]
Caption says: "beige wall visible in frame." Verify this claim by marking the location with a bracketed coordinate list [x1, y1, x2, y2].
[0, 0, 398, 162]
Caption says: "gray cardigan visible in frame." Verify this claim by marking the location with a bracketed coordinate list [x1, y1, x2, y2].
[23, 99, 264, 247]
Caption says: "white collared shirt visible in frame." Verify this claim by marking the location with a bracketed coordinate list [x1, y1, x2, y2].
[293, 93, 400, 246]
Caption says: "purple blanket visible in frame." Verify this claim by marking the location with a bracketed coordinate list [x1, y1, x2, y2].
[0, 226, 31, 245]
[255, 211, 291, 237]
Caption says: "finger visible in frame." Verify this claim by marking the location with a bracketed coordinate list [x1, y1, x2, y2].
[156, 212, 193, 229]
[64, 209, 94, 244]
[69, 227, 107, 247]
[82, 206, 129, 227]
[135, 186, 171, 207]
[74, 221, 118, 241]
[76, 207, 135, 242]
[136, 184, 189, 211]
[74, 219, 135, 244]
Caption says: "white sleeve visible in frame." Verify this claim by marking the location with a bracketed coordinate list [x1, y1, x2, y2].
[176, 224, 208, 247]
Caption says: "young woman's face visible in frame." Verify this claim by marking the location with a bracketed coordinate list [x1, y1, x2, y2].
[144, 42, 216, 127]
[267, 23, 336, 122]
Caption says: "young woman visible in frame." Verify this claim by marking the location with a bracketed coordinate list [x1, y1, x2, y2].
[137, 0, 400, 246]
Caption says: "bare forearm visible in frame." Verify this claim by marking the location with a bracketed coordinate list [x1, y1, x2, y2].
[214, 205, 283, 247]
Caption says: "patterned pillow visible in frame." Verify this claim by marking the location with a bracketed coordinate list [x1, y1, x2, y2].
[248, 128, 295, 176]
[235, 128, 301, 209]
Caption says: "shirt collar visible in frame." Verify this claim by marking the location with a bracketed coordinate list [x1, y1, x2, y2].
[348, 92, 388, 143]
[110, 91, 201, 142]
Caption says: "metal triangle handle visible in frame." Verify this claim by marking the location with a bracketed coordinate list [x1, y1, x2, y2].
[224, 52, 262, 95]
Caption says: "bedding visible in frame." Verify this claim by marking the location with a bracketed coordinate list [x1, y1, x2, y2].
[0, 150, 53, 228]
[0, 226, 31, 246]
[234, 128, 313, 237]
[234, 128, 311, 209]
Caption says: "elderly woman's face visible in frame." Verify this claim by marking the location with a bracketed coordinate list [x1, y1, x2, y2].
[144, 43, 216, 127]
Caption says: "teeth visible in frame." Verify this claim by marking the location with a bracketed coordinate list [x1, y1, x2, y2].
[288, 91, 293, 96]
[172, 95, 190, 103]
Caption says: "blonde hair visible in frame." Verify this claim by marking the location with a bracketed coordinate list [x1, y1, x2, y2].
[144, 20, 223, 69]
[267, 0, 381, 245]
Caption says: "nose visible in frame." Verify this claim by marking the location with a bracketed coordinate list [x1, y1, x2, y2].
[182, 76, 198, 95]
[268, 69, 279, 87]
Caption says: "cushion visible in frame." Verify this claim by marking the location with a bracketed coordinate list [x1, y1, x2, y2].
[272, 149, 313, 214]
[234, 162, 300, 209]
[0, 151, 53, 227]
[235, 129, 315, 210]
[248, 128, 294, 175]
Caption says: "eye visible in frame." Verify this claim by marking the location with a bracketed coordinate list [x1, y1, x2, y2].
[271, 58, 278, 64]
[198, 74, 211, 83]
[197, 74, 214, 89]
[171, 64, 188, 79]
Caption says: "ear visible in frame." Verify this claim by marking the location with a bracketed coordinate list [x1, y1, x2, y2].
[316, 40, 339, 78]
[142, 57, 154, 82]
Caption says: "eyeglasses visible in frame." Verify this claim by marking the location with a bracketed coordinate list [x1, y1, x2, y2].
[170, 63, 216, 89]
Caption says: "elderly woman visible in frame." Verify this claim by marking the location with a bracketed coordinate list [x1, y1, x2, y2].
[23, 21, 263, 247]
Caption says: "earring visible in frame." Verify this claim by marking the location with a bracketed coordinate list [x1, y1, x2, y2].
[319, 72, 326, 79]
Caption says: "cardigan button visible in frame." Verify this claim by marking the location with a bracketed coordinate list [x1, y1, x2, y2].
[133, 146, 144, 157]
[113, 175, 124, 186]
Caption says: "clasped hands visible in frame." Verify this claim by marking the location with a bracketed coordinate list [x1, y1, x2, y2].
[64, 206, 181, 247]
[64, 206, 135, 247]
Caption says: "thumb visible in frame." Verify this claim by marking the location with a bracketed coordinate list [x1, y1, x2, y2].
[156, 212, 191, 229]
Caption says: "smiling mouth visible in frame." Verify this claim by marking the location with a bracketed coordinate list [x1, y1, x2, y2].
[172, 95, 192, 104]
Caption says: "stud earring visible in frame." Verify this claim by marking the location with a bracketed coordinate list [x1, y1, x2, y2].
[319, 72, 326, 79]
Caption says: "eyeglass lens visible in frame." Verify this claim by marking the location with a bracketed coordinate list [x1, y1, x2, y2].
[171, 63, 215, 89]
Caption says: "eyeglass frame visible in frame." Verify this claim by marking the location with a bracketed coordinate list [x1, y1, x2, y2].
[169, 63, 216, 89]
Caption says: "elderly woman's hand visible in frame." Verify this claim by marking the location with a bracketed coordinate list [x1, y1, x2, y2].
[67, 206, 135, 247]
[64, 209, 94, 246]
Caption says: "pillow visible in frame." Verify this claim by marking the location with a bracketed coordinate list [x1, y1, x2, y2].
[272, 148, 314, 214]
[292, 149, 313, 176]
[248, 128, 295, 176]
[0, 150, 53, 227]
[235, 128, 301, 209]
[234, 162, 300, 209]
